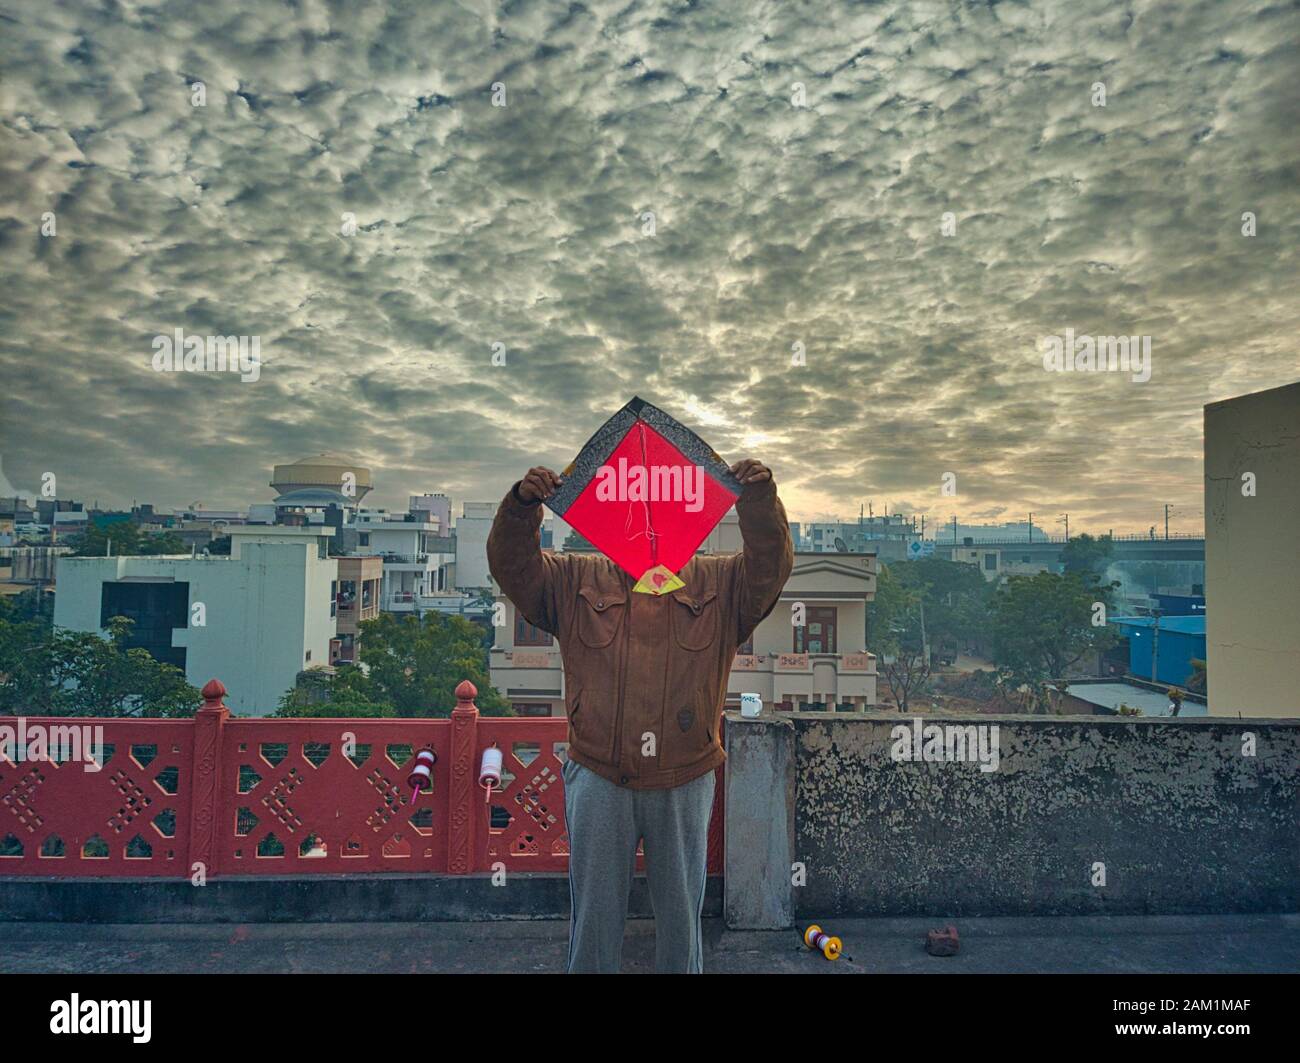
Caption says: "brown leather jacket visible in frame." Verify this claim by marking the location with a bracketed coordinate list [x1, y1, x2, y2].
[487, 477, 794, 789]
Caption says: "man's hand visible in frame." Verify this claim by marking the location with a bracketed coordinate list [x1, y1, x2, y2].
[517, 466, 564, 504]
[729, 459, 772, 486]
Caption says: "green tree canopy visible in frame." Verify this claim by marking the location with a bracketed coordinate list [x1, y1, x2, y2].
[275, 666, 396, 717]
[869, 556, 992, 657]
[867, 563, 931, 711]
[66, 520, 185, 557]
[286, 611, 512, 718]
[990, 570, 1118, 710]
[0, 614, 201, 717]
[1060, 533, 1115, 575]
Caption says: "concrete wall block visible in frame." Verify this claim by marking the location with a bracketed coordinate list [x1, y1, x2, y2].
[724, 713, 796, 929]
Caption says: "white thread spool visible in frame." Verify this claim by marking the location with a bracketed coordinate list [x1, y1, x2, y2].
[740, 692, 762, 719]
[479, 745, 504, 802]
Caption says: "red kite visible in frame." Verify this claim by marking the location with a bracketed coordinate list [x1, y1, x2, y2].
[546, 397, 744, 593]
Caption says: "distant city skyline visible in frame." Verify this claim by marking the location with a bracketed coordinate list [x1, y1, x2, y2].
[0, 449, 1204, 542]
[2, 1, 1295, 533]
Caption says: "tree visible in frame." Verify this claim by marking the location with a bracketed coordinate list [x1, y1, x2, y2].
[868, 564, 931, 712]
[0, 587, 54, 626]
[275, 667, 396, 717]
[0, 600, 59, 713]
[990, 571, 1119, 712]
[55, 617, 202, 717]
[66, 520, 185, 557]
[328, 611, 513, 717]
[0, 614, 201, 717]
[905, 556, 993, 656]
[1060, 533, 1114, 575]
[867, 557, 993, 709]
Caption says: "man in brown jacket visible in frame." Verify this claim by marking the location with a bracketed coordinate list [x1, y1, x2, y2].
[487, 459, 793, 973]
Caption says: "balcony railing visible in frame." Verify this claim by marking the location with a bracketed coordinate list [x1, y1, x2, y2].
[732, 651, 877, 673]
[0, 680, 723, 879]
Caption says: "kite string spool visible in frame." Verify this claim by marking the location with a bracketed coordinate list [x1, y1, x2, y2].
[803, 924, 842, 961]
[479, 744, 503, 804]
[407, 746, 437, 805]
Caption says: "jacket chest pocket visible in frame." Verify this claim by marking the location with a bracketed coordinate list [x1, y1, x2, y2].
[574, 587, 627, 648]
[671, 590, 720, 651]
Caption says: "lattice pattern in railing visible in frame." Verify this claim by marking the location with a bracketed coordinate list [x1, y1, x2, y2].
[0, 680, 724, 879]
[216, 720, 450, 874]
[0, 722, 194, 877]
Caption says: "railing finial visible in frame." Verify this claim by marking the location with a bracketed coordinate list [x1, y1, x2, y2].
[200, 679, 227, 711]
[454, 679, 478, 711]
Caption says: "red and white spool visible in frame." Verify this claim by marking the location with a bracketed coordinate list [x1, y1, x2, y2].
[407, 747, 437, 798]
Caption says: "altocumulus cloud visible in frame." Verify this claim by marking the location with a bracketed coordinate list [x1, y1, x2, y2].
[0, 0, 1296, 531]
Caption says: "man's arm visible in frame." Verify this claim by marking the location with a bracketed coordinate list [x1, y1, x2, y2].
[728, 460, 795, 643]
[486, 468, 568, 635]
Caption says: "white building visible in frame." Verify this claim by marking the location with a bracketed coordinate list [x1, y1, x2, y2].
[1205, 381, 1300, 718]
[53, 525, 338, 716]
[453, 502, 495, 591]
[353, 512, 454, 612]
[410, 493, 451, 531]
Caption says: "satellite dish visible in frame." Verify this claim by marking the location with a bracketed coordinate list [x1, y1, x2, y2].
[833, 537, 847, 552]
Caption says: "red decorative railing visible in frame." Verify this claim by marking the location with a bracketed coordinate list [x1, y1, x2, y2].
[0, 680, 724, 879]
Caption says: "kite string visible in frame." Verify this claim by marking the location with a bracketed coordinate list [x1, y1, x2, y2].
[624, 421, 659, 559]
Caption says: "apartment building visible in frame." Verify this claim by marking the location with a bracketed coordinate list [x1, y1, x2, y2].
[943, 543, 1053, 582]
[1205, 381, 1300, 718]
[453, 502, 495, 591]
[332, 554, 382, 664]
[352, 511, 454, 613]
[53, 525, 338, 715]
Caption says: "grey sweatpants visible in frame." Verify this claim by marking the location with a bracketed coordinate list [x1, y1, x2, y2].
[562, 757, 716, 974]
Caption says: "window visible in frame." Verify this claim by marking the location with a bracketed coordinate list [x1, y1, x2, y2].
[515, 702, 553, 717]
[100, 580, 189, 670]
[794, 606, 837, 653]
[983, 553, 997, 571]
[515, 614, 553, 646]
[330, 579, 338, 617]
[359, 533, 369, 546]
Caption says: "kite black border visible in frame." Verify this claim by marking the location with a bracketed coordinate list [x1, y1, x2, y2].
[546, 396, 744, 517]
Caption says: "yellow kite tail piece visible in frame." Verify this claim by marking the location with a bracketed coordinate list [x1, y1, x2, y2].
[633, 564, 685, 595]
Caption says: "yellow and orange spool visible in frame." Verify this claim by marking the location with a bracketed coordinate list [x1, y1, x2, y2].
[803, 924, 842, 961]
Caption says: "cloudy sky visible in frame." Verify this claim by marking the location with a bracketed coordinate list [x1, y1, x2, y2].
[1, 0, 1296, 534]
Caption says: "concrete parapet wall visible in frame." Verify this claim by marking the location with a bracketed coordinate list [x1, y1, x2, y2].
[792, 713, 1299, 917]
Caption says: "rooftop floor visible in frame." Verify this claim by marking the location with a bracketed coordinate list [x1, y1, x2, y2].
[4, 914, 1296, 974]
